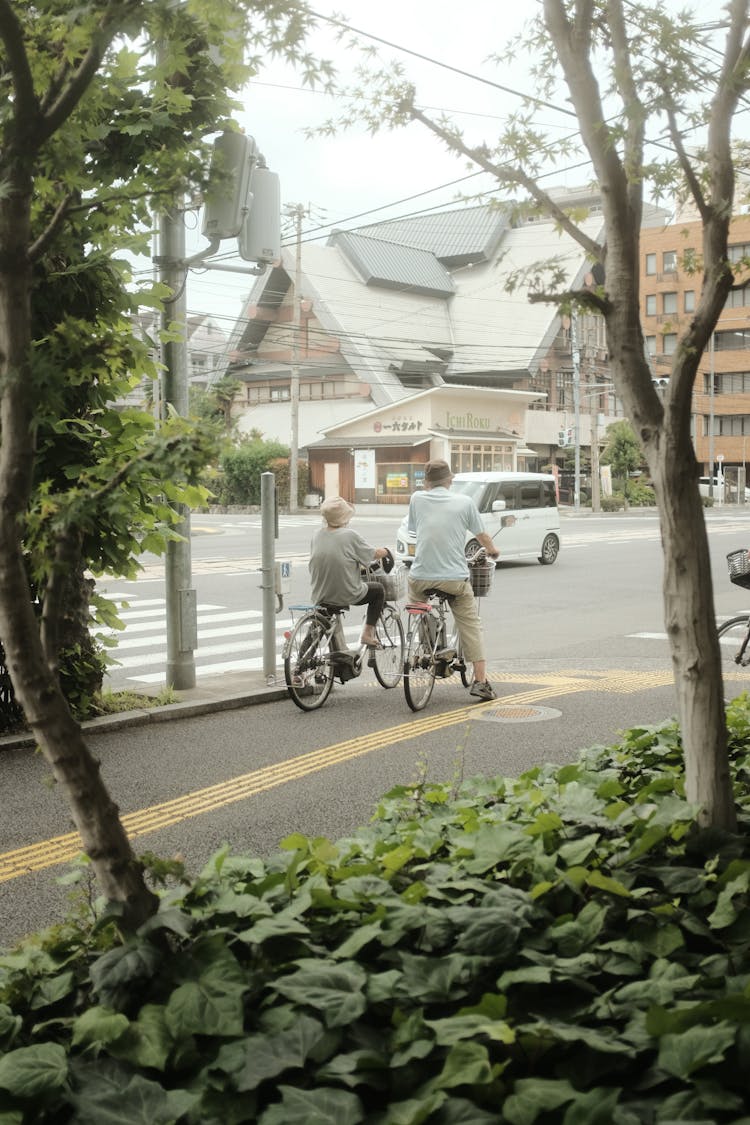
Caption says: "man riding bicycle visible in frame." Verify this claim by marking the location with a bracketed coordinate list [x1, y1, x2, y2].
[407, 460, 499, 701]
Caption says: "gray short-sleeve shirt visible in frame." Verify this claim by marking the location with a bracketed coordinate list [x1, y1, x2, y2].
[309, 526, 376, 605]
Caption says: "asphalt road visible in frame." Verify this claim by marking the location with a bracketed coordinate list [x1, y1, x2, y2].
[2, 510, 750, 946]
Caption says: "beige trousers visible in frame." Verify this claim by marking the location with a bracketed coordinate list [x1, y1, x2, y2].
[407, 577, 485, 663]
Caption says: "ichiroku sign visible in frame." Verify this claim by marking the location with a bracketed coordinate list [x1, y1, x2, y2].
[444, 411, 492, 430]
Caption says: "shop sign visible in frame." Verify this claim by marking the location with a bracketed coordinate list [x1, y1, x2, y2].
[374, 418, 423, 433]
[386, 472, 409, 490]
[354, 449, 376, 489]
[444, 411, 491, 430]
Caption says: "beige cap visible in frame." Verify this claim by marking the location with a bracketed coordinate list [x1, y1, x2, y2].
[320, 496, 355, 527]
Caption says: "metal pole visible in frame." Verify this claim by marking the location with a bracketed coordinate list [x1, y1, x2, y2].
[590, 406, 601, 513]
[708, 332, 715, 501]
[159, 203, 197, 689]
[571, 311, 581, 512]
[288, 204, 303, 514]
[261, 472, 277, 683]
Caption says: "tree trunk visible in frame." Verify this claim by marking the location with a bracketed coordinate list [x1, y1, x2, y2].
[0, 178, 158, 929]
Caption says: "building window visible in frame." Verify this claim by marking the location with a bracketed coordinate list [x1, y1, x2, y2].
[662, 250, 677, 273]
[645, 252, 656, 275]
[645, 294, 656, 316]
[715, 328, 750, 351]
[644, 335, 656, 357]
[729, 242, 750, 262]
[662, 292, 678, 315]
[451, 443, 514, 473]
[725, 284, 750, 308]
[684, 290, 695, 312]
[270, 386, 290, 402]
[662, 333, 677, 355]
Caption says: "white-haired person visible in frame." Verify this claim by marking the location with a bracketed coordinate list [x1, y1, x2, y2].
[407, 459, 499, 701]
[309, 496, 391, 649]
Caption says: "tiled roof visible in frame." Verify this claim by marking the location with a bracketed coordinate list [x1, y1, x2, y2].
[354, 204, 510, 266]
[329, 231, 455, 298]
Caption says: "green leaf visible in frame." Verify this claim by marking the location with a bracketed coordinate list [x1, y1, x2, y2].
[435, 1041, 494, 1089]
[426, 1013, 515, 1046]
[586, 870, 631, 897]
[503, 1078, 577, 1125]
[273, 962, 368, 1028]
[72, 1006, 130, 1050]
[561, 1086, 621, 1124]
[70, 1059, 197, 1124]
[108, 1004, 173, 1071]
[0, 1043, 67, 1097]
[165, 979, 244, 1038]
[708, 871, 750, 929]
[89, 941, 163, 1005]
[258, 1084, 364, 1124]
[30, 970, 76, 1009]
[657, 1022, 737, 1078]
[210, 1015, 325, 1091]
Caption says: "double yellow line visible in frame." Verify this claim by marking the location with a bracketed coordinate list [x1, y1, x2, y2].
[0, 669, 674, 884]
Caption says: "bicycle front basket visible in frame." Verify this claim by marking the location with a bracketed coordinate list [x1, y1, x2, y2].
[727, 549, 750, 589]
[469, 561, 495, 598]
[373, 565, 407, 601]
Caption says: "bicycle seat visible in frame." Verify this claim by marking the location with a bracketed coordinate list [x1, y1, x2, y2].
[422, 587, 457, 603]
[319, 604, 349, 614]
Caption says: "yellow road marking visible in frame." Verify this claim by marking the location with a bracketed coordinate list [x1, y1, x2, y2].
[0, 669, 675, 883]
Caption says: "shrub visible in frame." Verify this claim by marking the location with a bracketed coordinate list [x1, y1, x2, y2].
[626, 481, 656, 507]
[601, 492, 628, 511]
[2, 702, 750, 1121]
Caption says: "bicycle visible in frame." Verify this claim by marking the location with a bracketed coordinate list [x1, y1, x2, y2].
[283, 563, 405, 712]
[402, 548, 494, 712]
[717, 549, 750, 672]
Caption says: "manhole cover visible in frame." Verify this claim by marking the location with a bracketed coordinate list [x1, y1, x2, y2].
[474, 704, 562, 724]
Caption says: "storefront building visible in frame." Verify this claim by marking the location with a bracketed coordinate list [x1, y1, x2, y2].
[306, 385, 542, 503]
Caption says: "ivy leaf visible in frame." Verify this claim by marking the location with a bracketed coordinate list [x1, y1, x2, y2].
[258, 1084, 364, 1124]
[72, 1006, 130, 1051]
[165, 980, 244, 1038]
[273, 962, 368, 1028]
[426, 1013, 515, 1046]
[210, 1015, 325, 1091]
[708, 871, 750, 929]
[108, 1004, 173, 1071]
[503, 1078, 577, 1125]
[435, 1041, 494, 1089]
[657, 1022, 737, 1078]
[69, 1059, 197, 1124]
[89, 941, 163, 1007]
[0, 1043, 67, 1097]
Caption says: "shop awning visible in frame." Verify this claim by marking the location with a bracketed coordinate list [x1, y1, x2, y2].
[305, 435, 432, 450]
[427, 428, 520, 443]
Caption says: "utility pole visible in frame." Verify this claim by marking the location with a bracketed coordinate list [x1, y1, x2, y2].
[708, 332, 716, 501]
[571, 310, 581, 512]
[159, 204, 197, 690]
[286, 203, 306, 514]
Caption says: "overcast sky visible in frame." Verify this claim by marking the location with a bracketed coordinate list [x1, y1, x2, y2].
[175, 0, 732, 329]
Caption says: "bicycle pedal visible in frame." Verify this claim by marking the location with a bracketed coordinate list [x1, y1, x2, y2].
[434, 660, 452, 679]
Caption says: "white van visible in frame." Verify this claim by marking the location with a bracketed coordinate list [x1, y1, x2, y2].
[394, 471, 561, 566]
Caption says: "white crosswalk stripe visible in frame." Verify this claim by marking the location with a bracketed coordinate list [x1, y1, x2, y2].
[103, 596, 363, 686]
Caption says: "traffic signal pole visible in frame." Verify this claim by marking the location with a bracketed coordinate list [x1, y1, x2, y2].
[159, 203, 197, 690]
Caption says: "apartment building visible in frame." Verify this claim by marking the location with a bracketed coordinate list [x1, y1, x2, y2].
[641, 214, 750, 489]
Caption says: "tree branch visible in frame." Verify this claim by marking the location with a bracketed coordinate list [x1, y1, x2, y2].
[0, 0, 40, 131]
[40, 526, 83, 674]
[28, 194, 76, 262]
[405, 100, 603, 262]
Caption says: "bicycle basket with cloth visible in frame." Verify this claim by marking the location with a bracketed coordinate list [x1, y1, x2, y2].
[468, 559, 495, 597]
[727, 549, 750, 589]
[372, 564, 407, 601]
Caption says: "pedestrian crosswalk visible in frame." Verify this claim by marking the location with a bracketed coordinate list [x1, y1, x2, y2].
[102, 595, 363, 686]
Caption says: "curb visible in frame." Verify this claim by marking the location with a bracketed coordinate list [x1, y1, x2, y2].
[0, 683, 289, 752]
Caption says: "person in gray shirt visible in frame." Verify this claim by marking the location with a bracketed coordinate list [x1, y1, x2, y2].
[408, 459, 499, 701]
[309, 497, 391, 648]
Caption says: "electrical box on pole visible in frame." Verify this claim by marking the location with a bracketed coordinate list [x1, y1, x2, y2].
[239, 166, 281, 264]
[202, 131, 257, 240]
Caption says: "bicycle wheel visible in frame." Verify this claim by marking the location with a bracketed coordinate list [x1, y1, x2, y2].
[717, 614, 750, 680]
[284, 612, 335, 711]
[403, 614, 436, 711]
[372, 604, 405, 689]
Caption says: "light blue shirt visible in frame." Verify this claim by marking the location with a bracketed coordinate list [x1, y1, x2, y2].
[407, 487, 485, 580]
